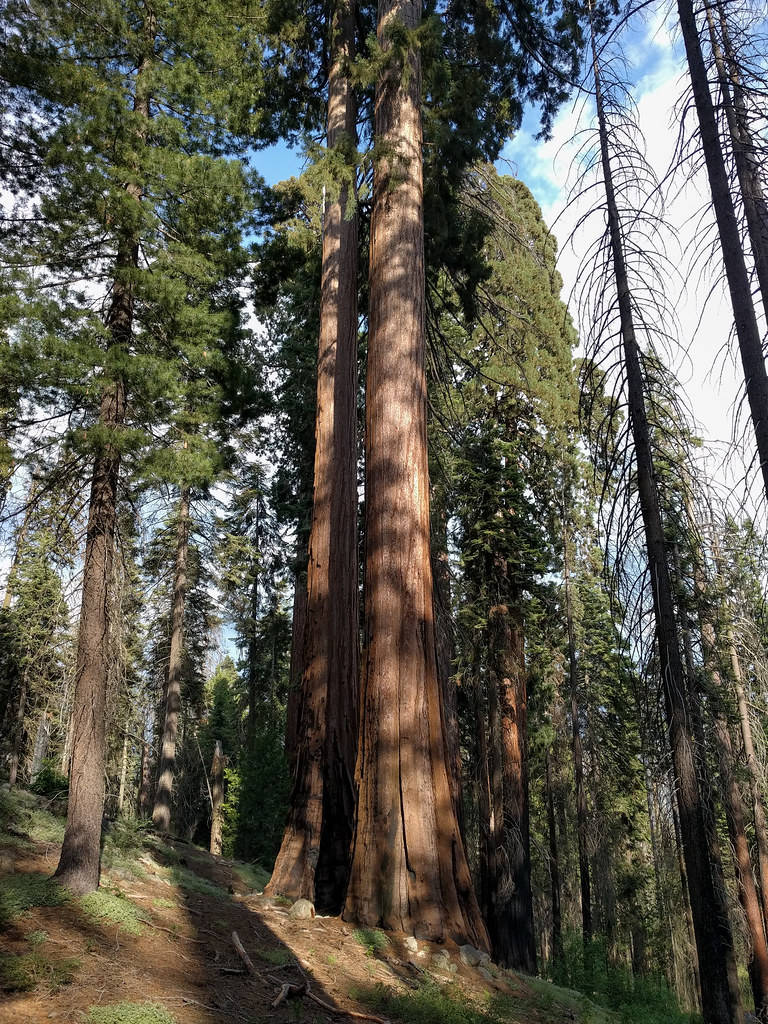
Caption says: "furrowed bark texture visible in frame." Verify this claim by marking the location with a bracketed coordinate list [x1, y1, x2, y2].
[488, 603, 536, 972]
[285, 568, 307, 773]
[266, 0, 359, 913]
[138, 739, 152, 818]
[152, 488, 190, 832]
[342, 0, 488, 947]
[592, 26, 738, 1023]
[54, 17, 152, 893]
[678, 0, 768, 503]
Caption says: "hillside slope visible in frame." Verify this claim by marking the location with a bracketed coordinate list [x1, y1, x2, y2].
[1, 788, 623, 1024]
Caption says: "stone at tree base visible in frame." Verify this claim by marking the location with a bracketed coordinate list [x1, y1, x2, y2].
[459, 944, 491, 967]
[288, 898, 315, 919]
[404, 936, 419, 952]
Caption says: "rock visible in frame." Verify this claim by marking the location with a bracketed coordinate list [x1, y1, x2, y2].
[288, 898, 315, 920]
[404, 936, 419, 953]
[478, 966, 494, 983]
[417, 949, 427, 958]
[431, 952, 457, 974]
[459, 944, 491, 968]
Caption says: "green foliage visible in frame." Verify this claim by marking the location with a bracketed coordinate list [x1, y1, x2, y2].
[352, 929, 390, 956]
[233, 862, 270, 891]
[30, 759, 69, 799]
[86, 1004, 176, 1024]
[222, 721, 290, 866]
[551, 935, 694, 1024]
[78, 887, 148, 936]
[0, 873, 69, 928]
[355, 980, 506, 1024]
[0, 951, 80, 993]
[0, 787, 66, 845]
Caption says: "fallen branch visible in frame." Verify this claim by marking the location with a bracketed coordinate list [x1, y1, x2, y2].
[266, 970, 390, 1023]
[271, 980, 308, 1008]
[231, 930, 258, 977]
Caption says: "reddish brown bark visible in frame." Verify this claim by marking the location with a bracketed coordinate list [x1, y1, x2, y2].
[152, 488, 190, 832]
[488, 603, 536, 972]
[341, 0, 487, 948]
[266, 0, 359, 913]
[285, 566, 307, 773]
[546, 752, 563, 967]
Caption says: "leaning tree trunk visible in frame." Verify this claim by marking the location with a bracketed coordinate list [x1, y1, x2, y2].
[342, 0, 488, 947]
[488, 602, 536, 973]
[563, 526, 592, 942]
[152, 488, 191, 832]
[592, 22, 739, 1022]
[209, 740, 225, 856]
[265, 0, 359, 915]
[677, 0, 768, 503]
[705, 1, 768, 314]
[54, 16, 152, 894]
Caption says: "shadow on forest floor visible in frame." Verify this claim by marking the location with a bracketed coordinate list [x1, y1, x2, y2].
[0, 787, 620, 1024]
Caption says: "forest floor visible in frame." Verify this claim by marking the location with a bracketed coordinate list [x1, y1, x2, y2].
[0, 787, 622, 1024]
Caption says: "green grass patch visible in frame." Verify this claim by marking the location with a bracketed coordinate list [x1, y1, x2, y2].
[233, 861, 270, 891]
[86, 1003, 176, 1024]
[78, 887, 148, 936]
[354, 980, 508, 1024]
[0, 951, 80, 993]
[152, 896, 176, 910]
[0, 787, 66, 845]
[167, 865, 228, 900]
[0, 872, 69, 927]
[353, 928, 390, 956]
[256, 946, 294, 966]
[26, 929, 48, 946]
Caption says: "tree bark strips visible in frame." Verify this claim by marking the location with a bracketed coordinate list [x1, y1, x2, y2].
[342, 0, 487, 947]
[266, 0, 359, 912]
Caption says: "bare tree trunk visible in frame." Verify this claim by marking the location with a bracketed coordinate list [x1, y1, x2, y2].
[117, 726, 129, 814]
[54, 14, 152, 894]
[592, 19, 739, 1020]
[432, 497, 463, 834]
[152, 488, 190, 832]
[8, 668, 28, 789]
[210, 740, 224, 856]
[137, 738, 152, 818]
[677, 0, 768, 502]
[474, 673, 494, 925]
[705, 1, 768, 314]
[266, 0, 359, 915]
[342, 0, 487, 946]
[487, 603, 536, 972]
[563, 526, 592, 942]
[546, 751, 563, 968]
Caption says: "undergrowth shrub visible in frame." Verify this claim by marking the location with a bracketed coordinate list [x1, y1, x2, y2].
[0, 873, 69, 928]
[30, 760, 69, 800]
[86, 1003, 176, 1024]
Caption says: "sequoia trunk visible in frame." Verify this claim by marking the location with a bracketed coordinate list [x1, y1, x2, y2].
[342, 0, 487, 946]
[266, 0, 359, 913]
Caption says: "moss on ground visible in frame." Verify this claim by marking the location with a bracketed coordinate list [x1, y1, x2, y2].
[166, 865, 228, 900]
[232, 861, 270, 891]
[0, 872, 69, 927]
[0, 950, 80, 993]
[78, 887, 148, 936]
[86, 1002, 176, 1024]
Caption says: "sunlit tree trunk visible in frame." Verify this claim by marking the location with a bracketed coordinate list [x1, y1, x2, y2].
[210, 740, 225, 856]
[342, 0, 487, 946]
[266, 0, 359, 912]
